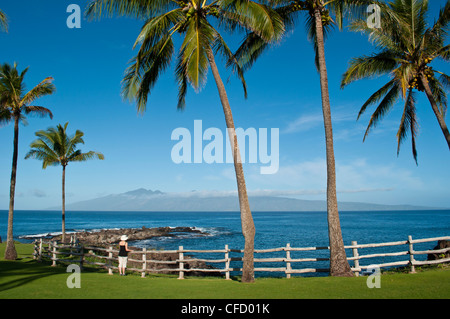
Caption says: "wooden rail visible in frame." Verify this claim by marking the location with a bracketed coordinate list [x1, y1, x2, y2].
[33, 235, 450, 278]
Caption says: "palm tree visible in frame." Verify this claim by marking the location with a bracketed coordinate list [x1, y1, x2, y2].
[0, 63, 55, 260]
[341, 0, 450, 163]
[25, 122, 104, 243]
[235, 0, 375, 276]
[86, 0, 284, 282]
[0, 9, 7, 31]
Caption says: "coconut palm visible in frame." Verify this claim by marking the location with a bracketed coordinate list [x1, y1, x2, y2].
[0, 63, 55, 260]
[25, 122, 104, 243]
[235, 0, 376, 276]
[0, 9, 7, 31]
[86, 0, 284, 282]
[341, 0, 450, 163]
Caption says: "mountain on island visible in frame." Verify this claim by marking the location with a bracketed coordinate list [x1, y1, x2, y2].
[52, 188, 442, 212]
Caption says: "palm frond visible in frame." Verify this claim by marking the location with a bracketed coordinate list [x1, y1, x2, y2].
[66, 129, 86, 159]
[70, 151, 105, 162]
[438, 71, 450, 90]
[25, 140, 60, 169]
[431, 0, 450, 34]
[393, 62, 415, 98]
[233, 31, 269, 72]
[214, 30, 248, 98]
[180, 17, 215, 91]
[341, 51, 398, 88]
[21, 77, 56, 105]
[0, 106, 12, 126]
[175, 52, 189, 110]
[24, 105, 53, 119]
[122, 33, 175, 113]
[396, 88, 418, 164]
[427, 74, 448, 117]
[357, 78, 396, 119]
[0, 63, 24, 109]
[85, 0, 174, 20]
[219, 0, 285, 42]
[363, 82, 401, 141]
[0, 9, 8, 32]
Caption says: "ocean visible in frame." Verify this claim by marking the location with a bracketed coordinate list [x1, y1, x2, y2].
[1, 209, 449, 277]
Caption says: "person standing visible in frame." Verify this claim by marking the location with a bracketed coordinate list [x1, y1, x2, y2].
[118, 235, 131, 276]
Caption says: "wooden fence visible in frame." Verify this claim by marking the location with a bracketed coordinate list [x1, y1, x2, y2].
[33, 235, 450, 278]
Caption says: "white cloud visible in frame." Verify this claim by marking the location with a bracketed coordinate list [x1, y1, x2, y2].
[246, 157, 423, 198]
[31, 189, 47, 198]
[282, 108, 357, 135]
[151, 187, 392, 199]
[282, 114, 324, 134]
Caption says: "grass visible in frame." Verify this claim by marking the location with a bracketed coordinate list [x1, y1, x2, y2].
[0, 242, 449, 299]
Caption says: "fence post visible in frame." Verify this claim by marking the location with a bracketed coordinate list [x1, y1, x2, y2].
[286, 243, 292, 279]
[108, 246, 113, 275]
[79, 245, 84, 271]
[142, 248, 147, 278]
[351, 241, 360, 277]
[178, 246, 184, 280]
[51, 241, 57, 267]
[408, 235, 416, 273]
[225, 244, 231, 280]
[33, 240, 38, 260]
[38, 238, 43, 262]
[69, 235, 75, 257]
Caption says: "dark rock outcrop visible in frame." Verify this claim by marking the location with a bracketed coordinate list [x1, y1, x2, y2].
[427, 240, 450, 261]
[49, 226, 208, 245]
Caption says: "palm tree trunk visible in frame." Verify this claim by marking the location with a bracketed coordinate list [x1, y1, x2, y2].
[206, 48, 255, 283]
[420, 74, 450, 150]
[314, 6, 353, 277]
[62, 165, 66, 243]
[4, 116, 19, 260]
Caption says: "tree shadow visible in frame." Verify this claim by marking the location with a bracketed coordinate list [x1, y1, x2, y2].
[0, 259, 65, 292]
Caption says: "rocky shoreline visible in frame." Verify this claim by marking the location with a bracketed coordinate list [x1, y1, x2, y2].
[28, 226, 221, 277]
[50, 226, 210, 246]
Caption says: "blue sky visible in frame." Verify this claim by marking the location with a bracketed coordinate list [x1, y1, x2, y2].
[0, 0, 449, 210]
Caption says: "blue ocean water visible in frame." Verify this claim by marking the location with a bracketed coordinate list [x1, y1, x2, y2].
[1, 209, 449, 276]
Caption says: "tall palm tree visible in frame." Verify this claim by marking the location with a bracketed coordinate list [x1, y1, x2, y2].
[0, 63, 55, 260]
[341, 0, 450, 163]
[86, 0, 284, 282]
[25, 122, 104, 243]
[0, 9, 7, 31]
[235, 0, 375, 276]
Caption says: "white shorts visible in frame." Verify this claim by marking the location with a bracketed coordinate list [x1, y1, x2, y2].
[118, 256, 128, 268]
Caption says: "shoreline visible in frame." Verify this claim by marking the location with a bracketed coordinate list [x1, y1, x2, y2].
[21, 226, 210, 246]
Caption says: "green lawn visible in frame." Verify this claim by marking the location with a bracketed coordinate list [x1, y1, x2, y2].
[0, 242, 449, 299]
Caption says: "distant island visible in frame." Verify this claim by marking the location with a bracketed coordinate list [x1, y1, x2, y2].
[49, 188, 445, 212]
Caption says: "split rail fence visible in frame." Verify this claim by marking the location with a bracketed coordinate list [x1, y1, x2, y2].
[33, 235, 450, 278]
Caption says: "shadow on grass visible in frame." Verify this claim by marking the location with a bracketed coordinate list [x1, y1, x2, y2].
[0, 259, 66, 292]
